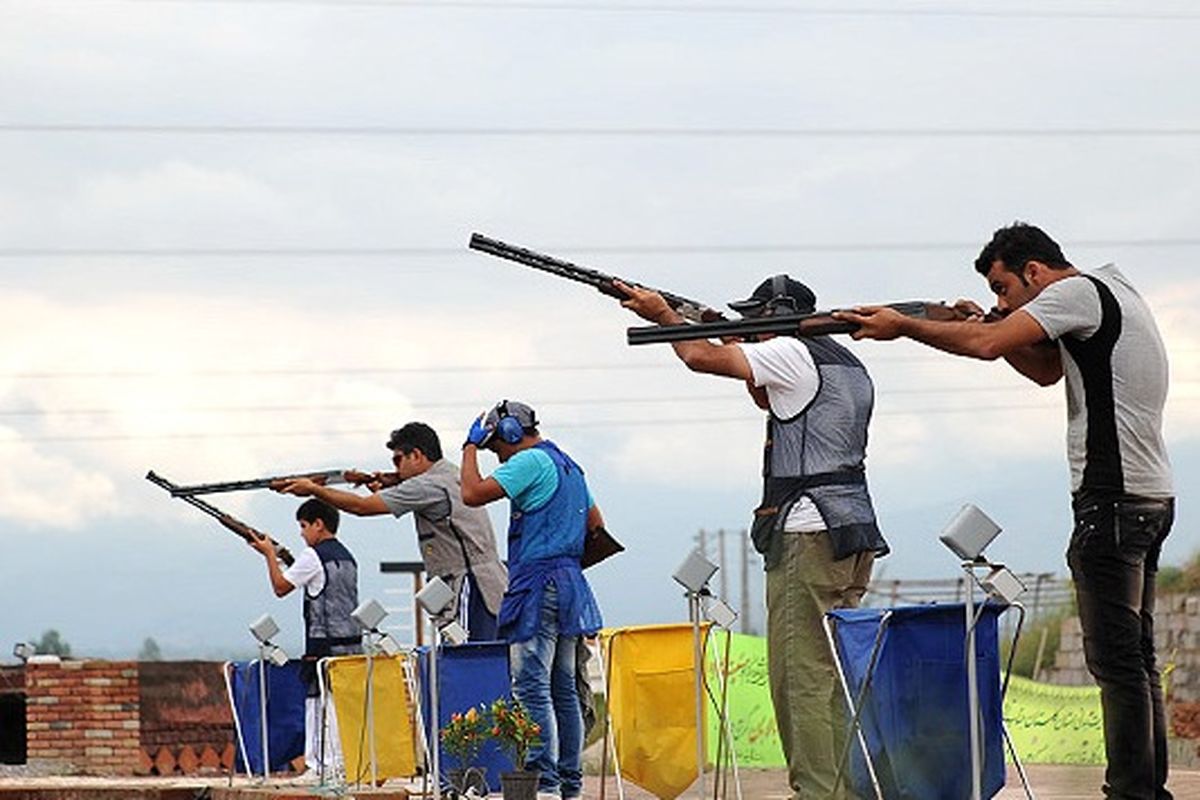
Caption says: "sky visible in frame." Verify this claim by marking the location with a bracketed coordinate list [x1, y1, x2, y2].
[1, 0, 1198, 659]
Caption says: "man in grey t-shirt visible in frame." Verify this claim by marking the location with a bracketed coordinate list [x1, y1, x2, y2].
[840, 223, 1175, 799]
[278, 422, 507, 641]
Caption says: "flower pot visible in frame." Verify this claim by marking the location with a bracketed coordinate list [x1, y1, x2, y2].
[499, 769, 541, 800]
[448, 766, 490, 797]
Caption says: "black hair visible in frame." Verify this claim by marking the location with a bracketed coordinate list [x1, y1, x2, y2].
[296, 498, 339, 534]
[386, 422, 443, 461]
[974, 222, 1073, 277]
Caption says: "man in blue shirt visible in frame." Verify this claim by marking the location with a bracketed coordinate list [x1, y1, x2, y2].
[460, 400, 604, 800]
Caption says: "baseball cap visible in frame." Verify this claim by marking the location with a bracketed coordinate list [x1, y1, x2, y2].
[480, 400, 539, 445]
[728, 275, 817, 317]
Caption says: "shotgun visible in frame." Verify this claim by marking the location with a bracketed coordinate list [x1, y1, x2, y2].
[628, 302, 999, 345]
[146, 470, 295, 566]
[166, 469, 375, 497]
[468, 233, 727, 324]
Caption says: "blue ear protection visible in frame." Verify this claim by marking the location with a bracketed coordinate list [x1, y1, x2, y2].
[493, 401, 526, 445]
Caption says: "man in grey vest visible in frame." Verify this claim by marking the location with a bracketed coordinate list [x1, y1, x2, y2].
[278, 422, 508, 640]
[620, 277, 888, 800]
[839, 222, 1175, 800]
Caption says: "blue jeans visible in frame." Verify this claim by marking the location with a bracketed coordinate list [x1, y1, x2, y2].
[509, 583, 583, 798]
[1068, 492, 1175, 800]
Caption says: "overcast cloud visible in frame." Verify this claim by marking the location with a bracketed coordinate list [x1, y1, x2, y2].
[1, 0, 1198, 657]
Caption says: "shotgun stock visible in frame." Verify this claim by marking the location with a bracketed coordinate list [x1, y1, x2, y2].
[146, 470, 295, 566]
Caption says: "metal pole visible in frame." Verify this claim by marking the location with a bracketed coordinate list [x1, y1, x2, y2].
[691, 592, 706, 800]
[430, 636, 442, 800]
[965, 565, 982, 800]
[366, 644, 378, 788]
[257, 652, 269, 783]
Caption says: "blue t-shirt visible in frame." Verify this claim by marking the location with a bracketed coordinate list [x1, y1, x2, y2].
[493, 448, 593, 512]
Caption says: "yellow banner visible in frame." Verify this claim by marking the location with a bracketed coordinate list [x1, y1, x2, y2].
[326, 654, 419, 781]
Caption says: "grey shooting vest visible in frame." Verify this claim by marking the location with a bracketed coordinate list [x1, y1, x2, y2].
[304, 538, 362, 658]
[749, 335, 889, 571]
[414, 460, 508, 619]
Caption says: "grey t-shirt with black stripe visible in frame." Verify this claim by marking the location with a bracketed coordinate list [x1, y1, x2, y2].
[1022, 263, 1173, 498]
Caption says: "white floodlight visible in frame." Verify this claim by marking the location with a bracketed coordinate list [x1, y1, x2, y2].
[982, 566, 1026, 605]
[439, 621, 468, 646]
[352, 598, 389, 632]
[375, 634, 403, 658]
[939, 504, 1002, 561]
[415, 576, 456, 616]
[673, 549, 718, 594]
[12, 642, 35, 663]
[249, 613, 281, 645]
[264, 644, 289, 667]
[703, 595, 739, 630]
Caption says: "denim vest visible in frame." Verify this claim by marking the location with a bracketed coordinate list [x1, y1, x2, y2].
[304, 538, 362, 658]
[498, 441, 602, 642]
[750, 336, 888, 570]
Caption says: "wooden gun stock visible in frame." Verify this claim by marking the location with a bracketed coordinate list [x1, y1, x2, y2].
[146, 470, 295, 566]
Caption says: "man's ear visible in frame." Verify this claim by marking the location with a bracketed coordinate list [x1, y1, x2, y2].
[1025, 260, 1047, 286]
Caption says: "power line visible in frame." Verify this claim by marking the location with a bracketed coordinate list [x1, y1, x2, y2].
[4, 123, 1200, 138]
[4, 238, 1200, 258]
[0, 404, 1077, 444]
[15, 380, 1200, 417]
[95, 0, 1200, 21]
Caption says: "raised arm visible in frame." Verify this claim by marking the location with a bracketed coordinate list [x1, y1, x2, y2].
[617, 280, 754, 380]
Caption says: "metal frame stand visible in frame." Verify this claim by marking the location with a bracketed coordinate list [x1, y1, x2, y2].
[428, 633, 443, 800]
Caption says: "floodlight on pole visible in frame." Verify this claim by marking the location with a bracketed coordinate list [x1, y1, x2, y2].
[937, 504, 1028, 800]
[673, 548, 718, 800]
[12, 642, 35, 663]
[415, 576, 459, 800]
[247, 614, 288, 783]
[350, 597, 399, 789]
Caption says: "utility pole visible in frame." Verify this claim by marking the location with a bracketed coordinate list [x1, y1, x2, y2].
[718, 528, 728, 602]
[740, 529, 750, 634]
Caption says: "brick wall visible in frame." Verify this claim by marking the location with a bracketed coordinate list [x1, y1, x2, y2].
[24, 660, 140, 775]
[1043, 592, 1200, 699]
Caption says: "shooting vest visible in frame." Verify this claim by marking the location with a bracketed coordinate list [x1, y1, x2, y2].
[498, 441, 601, 642]
[750, 336, 889, 570]
[412, 459, 508, 617]
[303, 538, 362, 658]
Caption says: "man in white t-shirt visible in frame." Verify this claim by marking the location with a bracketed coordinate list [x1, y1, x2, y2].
[251, 498, 361, 783]
[620, 277, 888, 800]
[840, 222, 1175, 800]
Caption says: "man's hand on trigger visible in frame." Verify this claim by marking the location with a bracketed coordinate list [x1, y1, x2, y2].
[952, 299, 987, 321]
[614, 279, 674, 324]
[832, 306, 908, 341]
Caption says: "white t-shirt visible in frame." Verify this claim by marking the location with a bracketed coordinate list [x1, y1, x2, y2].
[282, 546, 325, 597]
[737, 337, 827, 532]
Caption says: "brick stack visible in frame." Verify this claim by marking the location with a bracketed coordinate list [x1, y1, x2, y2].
[24, 660, 140, 775]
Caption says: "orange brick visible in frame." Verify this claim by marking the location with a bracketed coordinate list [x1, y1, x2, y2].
[177, 746, 200, 775]
[220, 743, 235, 769]
[153, 746, 177, 776]
[199, 746, 221, 771]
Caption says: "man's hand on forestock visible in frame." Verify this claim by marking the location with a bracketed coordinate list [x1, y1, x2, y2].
[614, 280, 678, 325]
[834, 306, 908, 341]
[275, 477, 319, 497]
[248, 530, 276, 558]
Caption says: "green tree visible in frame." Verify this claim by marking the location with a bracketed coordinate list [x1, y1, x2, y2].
[138, 637, 163, 661]
[33, 629, 71, 657]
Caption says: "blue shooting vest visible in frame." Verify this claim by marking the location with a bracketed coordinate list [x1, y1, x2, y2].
[498, 441, 603, 643]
